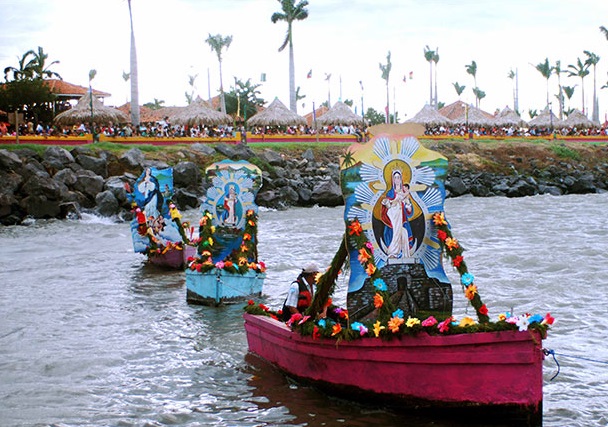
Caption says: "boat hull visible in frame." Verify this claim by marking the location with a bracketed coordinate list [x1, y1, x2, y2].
[243, 313, 544, 425]
[186, 269, 265, 306]
[147, 245, 197, 269]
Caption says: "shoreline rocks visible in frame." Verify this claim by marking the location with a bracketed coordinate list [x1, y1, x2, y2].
[0, 143, 606, 226]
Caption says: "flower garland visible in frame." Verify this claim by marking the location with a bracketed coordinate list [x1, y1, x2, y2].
[244, 216, 554, 340]
[432, 211, 489, 323]
[187, 209, 266, 275]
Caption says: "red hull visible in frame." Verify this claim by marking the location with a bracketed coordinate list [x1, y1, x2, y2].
[147, 245, 197, 269]
[244, 313, 544, 425]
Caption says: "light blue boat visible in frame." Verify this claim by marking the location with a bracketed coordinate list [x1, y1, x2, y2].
[186, 160, 266, 306]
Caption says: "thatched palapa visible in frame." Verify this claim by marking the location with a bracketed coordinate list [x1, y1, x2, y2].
[562, 109, 598, 128]
[495, 106, 527, 127]
[528, 107, 562, 128]
[406, 104, 453, 127]
[247, 98, 306, 127]
[315, 101, 364, 127]
[54, 91, 129, 126]
[169, 97, 232, 126]
[439, 100, 495, 126]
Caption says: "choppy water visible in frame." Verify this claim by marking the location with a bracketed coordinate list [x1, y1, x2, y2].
[1, 194, 607, 427]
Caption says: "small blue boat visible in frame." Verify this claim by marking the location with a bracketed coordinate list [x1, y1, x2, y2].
[186, 160, 266, 306]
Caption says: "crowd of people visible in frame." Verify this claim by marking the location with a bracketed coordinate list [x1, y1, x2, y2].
[424, 124, 608, 137]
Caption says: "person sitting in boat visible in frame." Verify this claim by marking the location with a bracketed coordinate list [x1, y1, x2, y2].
[281, 262, 319, 321]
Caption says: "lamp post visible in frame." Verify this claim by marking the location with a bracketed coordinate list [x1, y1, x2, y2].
[359, 80, 364, 125]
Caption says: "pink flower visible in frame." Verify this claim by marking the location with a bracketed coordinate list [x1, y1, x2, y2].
[438, 317, 453, 333]
[421, 316, 438, 327]
[215, 261, 225, 269]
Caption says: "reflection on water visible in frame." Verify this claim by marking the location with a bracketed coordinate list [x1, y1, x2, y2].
[0, 194, 607, 426]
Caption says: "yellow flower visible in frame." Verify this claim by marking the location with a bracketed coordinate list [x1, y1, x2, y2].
[433, 212, 447, 226]
[498, 313, 507, 321]
[201, 250, 212, 257]
[373, 293, 384, 308]
[238, 257, 248, 266]
[464, 284, 478, 300]
[205, 212, 213, 219]
[243, 233, 252, 241]
[388, 316, 405, 333]
[248, 220, 256, 227]
[373, 320, 385, 337]
[208, 237, 214, 246]
[405, 317, 420, 328]
[365, 263, 377, 276]
[210, 226, 216, 233]
[331, 323, 342, 336]
[459, 317, 476, 327]
[445, 237, 459, 250]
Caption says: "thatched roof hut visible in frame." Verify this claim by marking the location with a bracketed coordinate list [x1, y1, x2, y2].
[406, 104, 453, 127]
[247, 98, 306, 127]
[315, 101, 364, 127]
[528, 107, 562, 128]
[495, 106, 527, 127]
[562, 109, 598, 128]
[169, 97, 232, 126]
[439, 100, 495, 126]
[54, 91, 128, 126]
[304, 105, 329, 127]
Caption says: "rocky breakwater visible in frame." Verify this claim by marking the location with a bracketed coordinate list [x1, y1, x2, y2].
[0, 143, 343, 226]
[1, 140, 607, 226]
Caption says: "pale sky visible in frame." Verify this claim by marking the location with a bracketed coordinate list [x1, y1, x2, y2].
[2, 0, 608, 121]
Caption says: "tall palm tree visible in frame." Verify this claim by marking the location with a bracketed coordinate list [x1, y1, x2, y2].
[562, 85, 576, 116]
[433, 48, 439, 109]
[324, 73, 332, 108]
[465, 61, 478, 107]
[127, 0, 140, 126]
[424, 46, 435, 107]
[122, 70, 130, 104]
[3, 47, 61, 81]
[271, 0, 309, 113]
[507, 68, 518, 112]
[452, 82, 466, 99]
[552, 61, 564, 119]
[206, 33, 233, 114]
[584, 51, 600, 122]
[600, 25, 608, 40]
[567, 57, 590, 114]
[379, 51, 392, 124]
[533, 58, 552, 109]
[472, 87, 486, 108]
[3, 50, 36, 81]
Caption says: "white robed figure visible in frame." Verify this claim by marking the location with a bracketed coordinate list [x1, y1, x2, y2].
[380, 170, 415, 258]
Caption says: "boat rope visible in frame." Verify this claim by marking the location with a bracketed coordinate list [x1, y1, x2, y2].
[543, 348, 608, 381]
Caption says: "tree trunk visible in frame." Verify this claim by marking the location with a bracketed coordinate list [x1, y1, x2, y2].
[289, 31, 296, 113]
[128, 0, 140, 127]
[219, 59, 226, 114]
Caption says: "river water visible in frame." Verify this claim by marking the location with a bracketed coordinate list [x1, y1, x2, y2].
[1, 193, 607, 427]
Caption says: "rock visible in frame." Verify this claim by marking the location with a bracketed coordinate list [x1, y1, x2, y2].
[54, 168, 78, 187]
[95, 190, 120, 217]
[446, 177, 468, 196]
[191, 143, 216, 156]
[567, 173, 597, 194]
[215, 143, 237, 159]
[59, 202, 82, 220]
[21, 174, 63, 199]
[173, 188, 200, 209]
[0, 149, 23, 171]
[43, 146, 74, 166]
[232, 143, 255, 160]
[104, 176, 129, 205]
[120, 148, 145, 171]
[76, 154, 108, 178]
[20, 194, 61, 218]
[280, 186, 300, 203]
[302, 148, 315, 162]
[73, 170, 104, 199]
[311, 179, 342, 207]
[258, 149, 285, 167]
[173, 161, 201, 188]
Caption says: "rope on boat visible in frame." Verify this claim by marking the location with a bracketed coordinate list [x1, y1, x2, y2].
[543, 348, 608, 381]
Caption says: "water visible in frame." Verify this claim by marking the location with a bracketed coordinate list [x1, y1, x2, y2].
[1, 194, 607, 427]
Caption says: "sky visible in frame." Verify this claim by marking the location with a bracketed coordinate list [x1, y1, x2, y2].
[2, 0, 608, 122]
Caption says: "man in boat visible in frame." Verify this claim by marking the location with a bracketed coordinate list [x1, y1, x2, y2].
[281, 262, 319, 321]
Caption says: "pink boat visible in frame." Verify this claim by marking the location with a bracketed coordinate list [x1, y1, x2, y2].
[147, 244, 197, 269]
[244, 313, 544, 425]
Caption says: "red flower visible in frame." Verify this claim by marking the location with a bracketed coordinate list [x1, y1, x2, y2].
[437, 230, 447, 241]
[452, 255, 464, 267]
[259, 304, 269, 312]
[247, 299, 255, 305]
[313, 326, 320, 340]
[479, 304, 489, 316]
[348, 220, 363, 236]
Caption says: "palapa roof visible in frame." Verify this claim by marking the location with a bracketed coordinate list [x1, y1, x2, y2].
[528, 107, 563, 128]
[304, 105, 329, 127]
[169, 97, 232, 126]
[53, 91, 128, 126]
[247, 97, 306, 127]
[116, 103, 186, 124]
[495, 106, 527, 127]
[406, 104, 453, 127]
[315, 101, 364, 127]
[439, 100, 495, 126]
[561, 109, 598, 128]
[44, 79, 110, 98]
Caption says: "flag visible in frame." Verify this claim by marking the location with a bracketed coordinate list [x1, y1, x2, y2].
[260, 73, 266, 82]
[307, 69, 312, 79]
[403, 75, 407, 83]
[409, 71, 414, 80]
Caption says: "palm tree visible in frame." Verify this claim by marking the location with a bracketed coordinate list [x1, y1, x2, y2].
[552, 61, 565, 119]
[601, 25, 608, 40]
[271, 0, 309, 113]
[507, 68, 518, 112]
[433, 48, 439, 109]
[567, 57, 590, 114]
[533, 58, 552, 109]
[379, 51, 392, 124]
[206, 33, 233, 114]
[584, 51, 600, 122]
[185, 74, 197, 104]
[465, 61, 478, 107]
[562, 85, 576, 116]
[127, 0, 140, 126]
[3, 47, 61, 81]
[424, 46, 435, 107]
[324, 73, 332, 109]
[472, 87, 486, 108]
[4, 50, 36, 81]
[122, 70, 130, 103]
[452, 82, 466, 99]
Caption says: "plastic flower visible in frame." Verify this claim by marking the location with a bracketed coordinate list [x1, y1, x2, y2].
[365, 263, 377, 276]
[373, 320, 385, 337]
[459, 317, 476, 327]
[287, 312, 303, 326]
[246, 209, 255, 216]
[207, 237, 214, 246]
[464, 284, 478, 300]
[497, 313, 507, 321]
[406, 317, 420, 328]
[224, 261, 233, 268]
[238, 257, 248, 266]
[542, 313, 555, 325]
[215, 261, 225, 269]
[259, 304, 269, 312]
[437, 230, 448, 241]
[388, 316, 405, 333]
[392, 308, 404, 319]
[445, 237, 459, 250]
[312, 326, 320, 340]
[350, 322, 368, 336]
[318, 319, 327, 328]
[358, 248, 371, 263]
[461, 272, 475, 286]
[243, 233, 252, 241]
[433, 212, 447, 226]
[421, 316, 438, 327]
[248, 220, 256, 227]
[298, 315, 311, 325]
[438, 317, 453, 333]
[247, 299, 255, 305]
[240, 244, 249, 252]
[348, 220, 363, 236]
[202, 250, 212, 257]
[258, 261, 266, 272]
[331, 323, 342, 336]
[505, 315, 519, 325]
[478, 304, 489, 316]
[452, 255, 464, 267]
[516, 316, 530, 332]
[365, 241, 374, 251]
[210, 225, 216, 233]
[373, 278, 388, 291]
[528, 314, 544, 324]
[373, 293, 384, 308]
